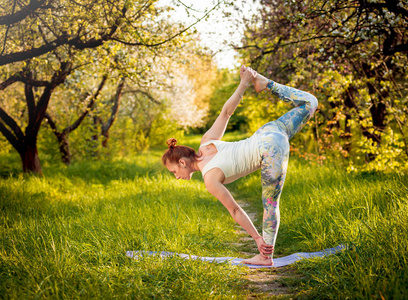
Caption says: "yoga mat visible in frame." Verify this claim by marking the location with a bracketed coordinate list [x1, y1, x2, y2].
[126, 244, 346, 268]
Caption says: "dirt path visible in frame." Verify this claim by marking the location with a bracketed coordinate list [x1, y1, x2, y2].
[234, 201, 300, 299]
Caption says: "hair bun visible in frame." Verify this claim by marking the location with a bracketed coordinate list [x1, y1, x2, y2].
[166, 138, 177, 148]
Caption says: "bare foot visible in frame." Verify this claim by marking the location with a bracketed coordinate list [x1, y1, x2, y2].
[242, 254, 273, 266]
[253, 72, 270, 93]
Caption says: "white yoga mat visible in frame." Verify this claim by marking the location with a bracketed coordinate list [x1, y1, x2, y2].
[126, 244, 346, 268]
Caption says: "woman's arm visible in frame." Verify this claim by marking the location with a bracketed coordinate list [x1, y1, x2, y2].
[205, 174, 260, 239]
[201, 66, 256, 144]
[204, 172, 273, 256]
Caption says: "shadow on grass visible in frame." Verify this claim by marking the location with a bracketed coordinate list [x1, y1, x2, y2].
[0, 151, 167, 184]
[0, 132, 249, 182]
[0, 153, 22, 179]
[0, 150, 207, 185]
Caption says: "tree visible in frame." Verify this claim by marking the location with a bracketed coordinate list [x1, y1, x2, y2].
[44, 75, 108, 164]
[0, 0, 205, 65]
[0, 0, 223, 173]
[0, 61, 72, 174]
[236, 0, 408, 168]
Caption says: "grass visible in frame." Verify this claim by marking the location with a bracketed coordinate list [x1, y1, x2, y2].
[228, 157, 408, 299]
[1, 132, 408, 299]
[0, 138, 247, 299]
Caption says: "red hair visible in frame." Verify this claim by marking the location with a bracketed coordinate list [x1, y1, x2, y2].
[162, 138, 201, 165]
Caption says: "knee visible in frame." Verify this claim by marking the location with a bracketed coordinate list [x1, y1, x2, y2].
[306, 93, 318, 114]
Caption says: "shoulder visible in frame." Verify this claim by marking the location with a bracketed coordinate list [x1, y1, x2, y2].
[204, 168, 226, 188]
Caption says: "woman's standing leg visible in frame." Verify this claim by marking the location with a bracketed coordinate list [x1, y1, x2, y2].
[259, 131, 290, 259]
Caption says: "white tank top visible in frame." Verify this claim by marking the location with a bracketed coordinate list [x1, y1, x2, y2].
[200, 135, 261, 184]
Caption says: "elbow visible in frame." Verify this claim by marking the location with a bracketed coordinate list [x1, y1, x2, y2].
[230, 206, 242, 219]
[222, 105, 233, 118]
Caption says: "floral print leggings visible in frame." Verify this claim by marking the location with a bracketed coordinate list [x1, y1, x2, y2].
[254, 80, 318, 258]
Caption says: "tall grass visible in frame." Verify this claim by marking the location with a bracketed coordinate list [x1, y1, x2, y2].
[0, 148, 246, 299]
[229, 159, 408, 299]
[1, 132, 407, 299]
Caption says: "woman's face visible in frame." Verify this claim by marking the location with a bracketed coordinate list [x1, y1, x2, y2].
[166, 159, 193, 180]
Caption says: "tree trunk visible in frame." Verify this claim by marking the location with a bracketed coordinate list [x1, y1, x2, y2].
[361, 62, 387, 145]
[369, 101, 387, 135]
[0, 61, 72, 174]
[343, 85, 382, 161]
[343, 113, 352, 153]
[58, 133, 71, 165]
[20, 145, 42, 175]
[91, 115, 100, 157]
[100, 77, 125, 148]
[102, 130, 109, 148]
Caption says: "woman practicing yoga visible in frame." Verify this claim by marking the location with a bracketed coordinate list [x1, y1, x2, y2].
[162, 65, 318, 266]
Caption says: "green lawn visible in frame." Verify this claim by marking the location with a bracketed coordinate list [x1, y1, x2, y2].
[229, 155, 408, 299]
[1, 133, 407, 299]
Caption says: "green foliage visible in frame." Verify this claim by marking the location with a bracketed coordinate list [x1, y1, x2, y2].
[347, 127, 408, 173]
[107, 112, 186, 157]
[0, 134, 12, 156]
[205, 69, 248, 133]
[237, 0, 408, 173]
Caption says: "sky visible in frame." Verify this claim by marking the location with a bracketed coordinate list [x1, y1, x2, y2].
[156, 0, 261, 69]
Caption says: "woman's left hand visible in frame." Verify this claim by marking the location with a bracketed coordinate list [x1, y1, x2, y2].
[254, 236, 274, 257]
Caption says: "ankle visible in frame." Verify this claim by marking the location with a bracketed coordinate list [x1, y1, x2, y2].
[267, 80, 274, 90]
[254, 73, 270, 93]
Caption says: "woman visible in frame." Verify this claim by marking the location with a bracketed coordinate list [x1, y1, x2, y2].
[162, 65, 318, 266]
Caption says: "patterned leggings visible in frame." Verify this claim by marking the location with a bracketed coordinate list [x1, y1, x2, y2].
[254, 80, 318, 258]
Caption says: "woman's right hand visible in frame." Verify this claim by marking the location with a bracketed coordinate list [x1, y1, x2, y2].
[239, 65, 257, 86]
[254, 236, 274, 257]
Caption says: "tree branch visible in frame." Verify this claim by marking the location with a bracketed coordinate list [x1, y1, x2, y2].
[0, 120, 21, 151]
[0, 3, 127, 66]
[44, 112, 58, 132]
[111, 0, 225, 47]
[101, 77, 125, 133]
[123, 89, 161, 105]
[63, 74, 108, 134]
[0, 72, 49, 90]
[0, 106, 25, 142]
[30, 61, 72, 135]
[0, 74, 20, 90]
[383, 42, 408, 55]
[0, 0, 17, 56]
[25, 80, 36, 126]
[0, 0, 47, 26]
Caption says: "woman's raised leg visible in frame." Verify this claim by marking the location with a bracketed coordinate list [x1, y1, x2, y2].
[254, 72, 318, 140]
[270, 81, 318, 139]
